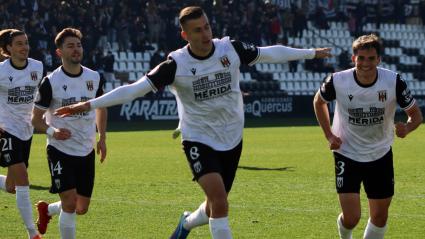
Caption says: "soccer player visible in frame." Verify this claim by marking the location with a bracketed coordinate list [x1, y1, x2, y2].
[0, 29, 43, 239]
[313, 34, 423, 239]
[31, 28, 107, 239]
[54, 6, 331, 239]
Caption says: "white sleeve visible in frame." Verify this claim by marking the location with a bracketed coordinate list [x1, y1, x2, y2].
[256, 45, 315, 63]
[90, 76, 155, 109]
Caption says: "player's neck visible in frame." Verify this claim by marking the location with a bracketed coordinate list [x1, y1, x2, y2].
[62, 62, 82, 75]
[188, 45, 213, 58]
[10, 57, 27, 69]
[355, 69, 377, 85]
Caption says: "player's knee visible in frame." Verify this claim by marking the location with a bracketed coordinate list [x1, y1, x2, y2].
[5, 186, 16, 194]
[343, 214, 361, 229]
[209, 196, 228, 213]
[370, 213, 388, 227]
[62, 200, 77, 213]
[76, 207, 89, 215]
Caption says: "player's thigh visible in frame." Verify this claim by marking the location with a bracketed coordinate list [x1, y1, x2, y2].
[0, 132, 29, 168]
[47, 145, 76, 194]
[219, 140, 242, 193]
[75, 150, 95, 198]
[182, 141, 220, 182]
[333, 152, 362, 194]
[363, 149, 394, 199]
[368, 197, 392, 226]
[59, 188, 78, 213]
[7, 162, 28, 185]
[76, 195, 91, 215]
[198, 172, 227, 200]
[338, 193, 361, 225]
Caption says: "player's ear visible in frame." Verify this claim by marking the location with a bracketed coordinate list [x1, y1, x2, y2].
[56, 48, 62, 57]
[181, 31, 188, 41]
[351, 54, 356, 63]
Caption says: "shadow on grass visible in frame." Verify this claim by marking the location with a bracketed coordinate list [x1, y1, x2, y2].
[238, 165, 295, 171]
[30, 184, 50, 190]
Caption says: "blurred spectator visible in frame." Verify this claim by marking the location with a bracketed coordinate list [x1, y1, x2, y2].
[338, 50, 351, 70]
[103, 51, 116, 82]
[149, 49, 166, 70]
[293, 8, 307, 38]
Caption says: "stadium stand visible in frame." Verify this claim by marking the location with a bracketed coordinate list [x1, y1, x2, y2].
[1, 0, 424, 95]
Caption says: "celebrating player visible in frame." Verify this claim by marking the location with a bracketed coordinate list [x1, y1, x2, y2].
[313, 34, 422, 239]
[55, 6, 331, 239]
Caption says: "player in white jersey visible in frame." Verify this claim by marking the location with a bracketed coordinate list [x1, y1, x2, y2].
[0, 29, 43, 239]
[313, 34, 423, 239]
[31, 28, 107, 239]
[54, 6, 331, 239]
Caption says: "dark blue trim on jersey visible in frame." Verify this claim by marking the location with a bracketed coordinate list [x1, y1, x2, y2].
[353, 70, 378, 88]
[61, 66, 83, 78]
[146, 59, 176, 89]
[319, 74, 336, 102]
[395, 73, 415, 109]
[9, 58, 28, 70]
[34, 76, 52, 109]
[230, 40, 259, 65]
[187, 43, 215, 60]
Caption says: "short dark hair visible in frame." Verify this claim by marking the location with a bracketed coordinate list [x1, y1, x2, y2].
[55, 28, 83, 48]
[179, 6, 205, 28]
[0, 29, 26, 57]
[352, 34, 382, 56]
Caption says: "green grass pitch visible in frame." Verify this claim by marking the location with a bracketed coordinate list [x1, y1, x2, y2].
[1, 123, 424, 238]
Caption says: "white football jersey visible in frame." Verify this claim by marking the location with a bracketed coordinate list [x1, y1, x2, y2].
[0, 58, 43, 140]
[319, 67, 415, 162]
[168, 37, 245, 150]
[35, 66, 103, 156]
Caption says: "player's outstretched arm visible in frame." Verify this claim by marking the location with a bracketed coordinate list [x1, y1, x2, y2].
[55, 76, 155, 117]
[257, 45, 332, 63]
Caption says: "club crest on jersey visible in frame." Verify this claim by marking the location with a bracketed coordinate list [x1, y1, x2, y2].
[378, 90, 387, 102]
[86, 80, 94, 91]
[220, 55, 231, 68]
[30, 71, 38, 81]
[348, 94, 353, 101]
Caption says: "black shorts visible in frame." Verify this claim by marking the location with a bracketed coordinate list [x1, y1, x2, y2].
[334, 149, 394, 199]
[0, 131, 32, 168]
[47, 145, 95, 198]
[182, 141, 242, 193]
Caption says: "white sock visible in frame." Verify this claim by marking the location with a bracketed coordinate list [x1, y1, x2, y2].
[48, 201, 62, 216]
[184, 201, 209, 230]
[363, 218, 387, 239]
[337, 213, 353, 239]
[0, 175, 6, 191]
[15, 186, 37, 237]
[209, 217, 232, 239]
[59, 211, 76, 239]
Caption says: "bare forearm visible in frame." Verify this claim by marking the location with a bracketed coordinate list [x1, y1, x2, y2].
[405, 104, 423, 134]
[96, 108, 107, 140]
[313, 93, 333, 139]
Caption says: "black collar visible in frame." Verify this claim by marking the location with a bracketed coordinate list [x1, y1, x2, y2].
[9, 58, 28, 70]
[61, 66, 83, 78]
[353, 69, 378, 88]
[187, 43, 215, 60]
